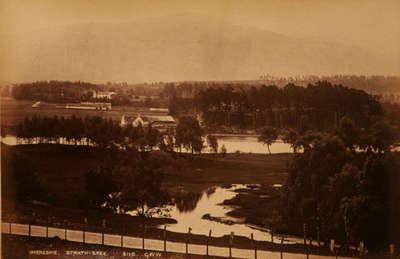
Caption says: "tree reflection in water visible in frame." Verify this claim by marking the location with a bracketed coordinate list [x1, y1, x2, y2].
[174, 191, 202, 213]
[206, 187, 216, 197]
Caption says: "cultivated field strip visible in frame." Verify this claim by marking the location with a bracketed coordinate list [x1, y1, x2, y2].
[1, 222, 354, 259]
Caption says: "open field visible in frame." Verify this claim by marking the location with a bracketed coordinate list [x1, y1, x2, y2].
[0, 97, 168, 132]
[163, 153, 290, 193]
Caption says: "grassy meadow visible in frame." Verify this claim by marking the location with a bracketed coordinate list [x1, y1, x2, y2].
[0, 97, 166, 133]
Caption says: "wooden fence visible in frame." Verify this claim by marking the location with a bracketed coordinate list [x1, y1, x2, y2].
[0, 221, 383, 259]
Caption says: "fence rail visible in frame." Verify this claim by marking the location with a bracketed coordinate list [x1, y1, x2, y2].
[1, 222, 358, 259]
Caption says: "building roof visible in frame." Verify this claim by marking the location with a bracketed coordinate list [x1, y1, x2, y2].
[147, 115, 175, 123]
[121, 114, 175, 127]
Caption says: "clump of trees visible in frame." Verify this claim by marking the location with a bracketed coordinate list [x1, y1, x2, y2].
[258, 126, 278, 155]
[11, 80, 171, 107]
[175, 116, 204, 154]
[283, 117, 398, 251]
[86, 151, 172, 217]
[207, 135, 218, 154]
[12, 114, 212, 216]
[15, 114, 213, 156]
[194, 81, 382, 132]
[15, 115, 164, 151]
[169, 97, 195, 117]
[84, 167, 117, 210]
[11, 156, 46, 203]
[12, 81, 99, 103]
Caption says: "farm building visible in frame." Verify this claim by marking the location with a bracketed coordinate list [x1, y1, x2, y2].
[120, 115, 149, 127]
[59, 102, 112, 111]
[120, 114, 176, 132]
[93, 91, 116, 100]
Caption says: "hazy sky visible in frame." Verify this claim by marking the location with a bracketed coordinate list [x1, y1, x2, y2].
[2, 0, 399, 53]
[1, 0, 399, 82]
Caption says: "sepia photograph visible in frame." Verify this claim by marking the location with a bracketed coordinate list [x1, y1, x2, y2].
[1, 0, 399, 258]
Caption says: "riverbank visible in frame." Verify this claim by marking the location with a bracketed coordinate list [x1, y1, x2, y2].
[222, 186, 284, 231]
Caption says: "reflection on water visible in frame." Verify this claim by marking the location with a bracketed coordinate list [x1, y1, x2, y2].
[216, 136, 292, 154]
[0, 135, 93, 146]
[205, 187, 216, 198]
[1, 135, 293, 154]
[1, 135, 17, 146]
[163, 184, 294, 243]
[174, 192, 202, 213]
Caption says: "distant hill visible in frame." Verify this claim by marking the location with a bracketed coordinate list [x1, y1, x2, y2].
[1, 14, 398, 83]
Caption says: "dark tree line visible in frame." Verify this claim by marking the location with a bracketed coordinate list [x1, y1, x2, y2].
[11, 114, 206, 218]
[15, 114, 209, 155]
[84, 150, 171, 218]
[11, 80, 169, 107]
[281, 117, 398, 251]
[15, 115, 162, 151]
[12, 81, 99, 103]
[160, 76, 400, 98]
[194, 81, 382, 132]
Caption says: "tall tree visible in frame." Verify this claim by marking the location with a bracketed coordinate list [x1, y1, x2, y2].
[175, 116, 204, 154]
[258, 126, 278, 155]
[84, 167, 117, 209]
[282, 129, 300, 153]
[207, 135, 219, 154]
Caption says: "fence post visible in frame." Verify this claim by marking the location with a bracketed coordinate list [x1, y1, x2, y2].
[330, 239, 335, 254]
[207, 229, 211, 256]
[9, 223, 11, 234]
[303, 223, 307, 245]
[229, 232, 234, 258]
[102, 218, 106, 246]
[28, 224, 31, 237]
[280, 235, 284, 259]
[83, 230, 85, 244]
[251, 233, 256, 259]
[46, 226, 48, 238]
[142, 224, 145, 250]
[307, 238, 312, 259]
[186, 227, 192, 255]
[316, 218, 320, 254]
[164, 225, 167, 252]
[121, 235, 123, 248]
[390, 244, 395, 258]
[65, 228, 67, 240]
[359, 241, 364, 256]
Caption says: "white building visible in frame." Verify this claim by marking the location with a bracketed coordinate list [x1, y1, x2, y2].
[120, 114, 176, 132]
[93, 91, 116, 100]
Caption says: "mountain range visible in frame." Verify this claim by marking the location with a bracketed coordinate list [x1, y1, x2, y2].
[1, 14, 398, 83]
